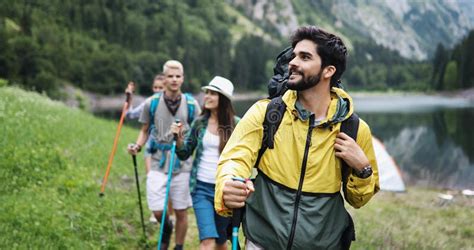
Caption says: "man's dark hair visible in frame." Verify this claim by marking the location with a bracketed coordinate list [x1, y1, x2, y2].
[154, 73, 165, 81]
[291, 26, 347, 87]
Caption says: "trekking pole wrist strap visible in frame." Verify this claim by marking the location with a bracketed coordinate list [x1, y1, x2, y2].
[135, 143, 142, 152]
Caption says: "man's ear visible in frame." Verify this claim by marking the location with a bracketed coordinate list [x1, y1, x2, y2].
[323, 65, 336, 79]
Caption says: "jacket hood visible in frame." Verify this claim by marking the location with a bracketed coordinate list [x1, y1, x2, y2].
[282, 87, 354, 127]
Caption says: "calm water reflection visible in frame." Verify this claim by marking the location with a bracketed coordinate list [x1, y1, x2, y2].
[234, 96, 474, 190]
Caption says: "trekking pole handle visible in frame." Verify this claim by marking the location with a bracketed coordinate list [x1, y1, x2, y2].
[125, 92, 131, 103]
[231, 177, 246, 227]
[231, 177, 246, 250]
[173, 119, 181, 141]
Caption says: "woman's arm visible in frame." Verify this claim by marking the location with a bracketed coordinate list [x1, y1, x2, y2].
[174, 119, 201, 160]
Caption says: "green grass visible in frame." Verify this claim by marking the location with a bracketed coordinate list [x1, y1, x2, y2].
[0, 86, 199, 248]
[1, 86, 473, 249]
[349, 189, 474, 249]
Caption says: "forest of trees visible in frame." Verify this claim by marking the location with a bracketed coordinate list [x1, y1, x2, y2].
[0, 0, 279, 98]
[431, 30, 474, 91]
[0, 0, 472, 99]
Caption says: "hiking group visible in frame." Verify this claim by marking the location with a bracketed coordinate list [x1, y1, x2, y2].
[126, 26, 379, 250]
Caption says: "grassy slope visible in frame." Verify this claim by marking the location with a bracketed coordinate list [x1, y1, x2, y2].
[1, 87, 473, 249]
[0, 86, 195, 248]
[349, 189, 473, 249]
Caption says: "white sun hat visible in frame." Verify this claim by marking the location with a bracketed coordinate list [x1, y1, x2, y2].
[201, 76, 234, 100]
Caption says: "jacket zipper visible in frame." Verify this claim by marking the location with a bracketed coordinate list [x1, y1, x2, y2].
[286, 115, 315, 250]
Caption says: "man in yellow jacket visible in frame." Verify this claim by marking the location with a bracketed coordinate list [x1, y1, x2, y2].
[215, 26, 380, 249]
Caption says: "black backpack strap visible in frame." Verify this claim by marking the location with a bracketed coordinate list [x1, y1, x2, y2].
[339, 112, 359, 197]
[339, 112, 359, 248]
[253, 96, 287, 168]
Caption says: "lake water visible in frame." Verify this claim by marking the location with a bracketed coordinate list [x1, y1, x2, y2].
[233, 94, 474, 190]
[96, 93, 474, 190]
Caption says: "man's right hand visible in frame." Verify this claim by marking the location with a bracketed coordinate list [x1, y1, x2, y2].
[170, 122, 183, 136]
[127, 143, 141, 155]
[125, 81, 135, 94]
[222, 178, 255, 208]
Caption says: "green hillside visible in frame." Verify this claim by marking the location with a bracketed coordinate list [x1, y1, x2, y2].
[0, 86, 161, 248]
[1, 86, 473, 248]
[2, 0, 472, 98]
[0, 0, 278, 98]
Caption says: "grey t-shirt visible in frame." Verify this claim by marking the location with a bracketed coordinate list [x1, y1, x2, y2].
[139, 93, 201, 173]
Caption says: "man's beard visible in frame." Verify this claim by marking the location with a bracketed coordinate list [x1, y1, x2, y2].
[287, 70, 322, 91]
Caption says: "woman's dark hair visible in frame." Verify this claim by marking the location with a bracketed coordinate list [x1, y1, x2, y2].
[291, 26, 348, 87]
[201, 92, 236, 153]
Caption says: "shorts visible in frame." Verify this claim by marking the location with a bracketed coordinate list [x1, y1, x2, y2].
[146, 170, 192, 211]
[144, 150, 151, 158]
[192, 180, 231, 244]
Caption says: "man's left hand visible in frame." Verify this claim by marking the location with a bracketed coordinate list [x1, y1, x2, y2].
[334, 132, 370, 171]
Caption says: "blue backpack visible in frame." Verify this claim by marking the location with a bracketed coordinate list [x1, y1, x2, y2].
[148, 92, 196, 130]
[146, 92, 196, 172]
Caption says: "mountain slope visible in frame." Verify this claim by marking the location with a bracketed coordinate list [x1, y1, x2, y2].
[226, 0, 474, 60]
[334, 0, 473, 60]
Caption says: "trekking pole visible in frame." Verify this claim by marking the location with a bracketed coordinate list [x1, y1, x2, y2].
[99, 92, 131, 197]
[157, 119, 180, 250]
[131, 154, 147, 242]
[231, 177, 246, 250]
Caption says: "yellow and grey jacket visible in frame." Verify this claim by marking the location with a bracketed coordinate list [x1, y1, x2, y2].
[215, 88, 379, 249]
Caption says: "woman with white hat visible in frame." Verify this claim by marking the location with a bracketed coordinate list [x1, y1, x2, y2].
[171, 76, 239, 250]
